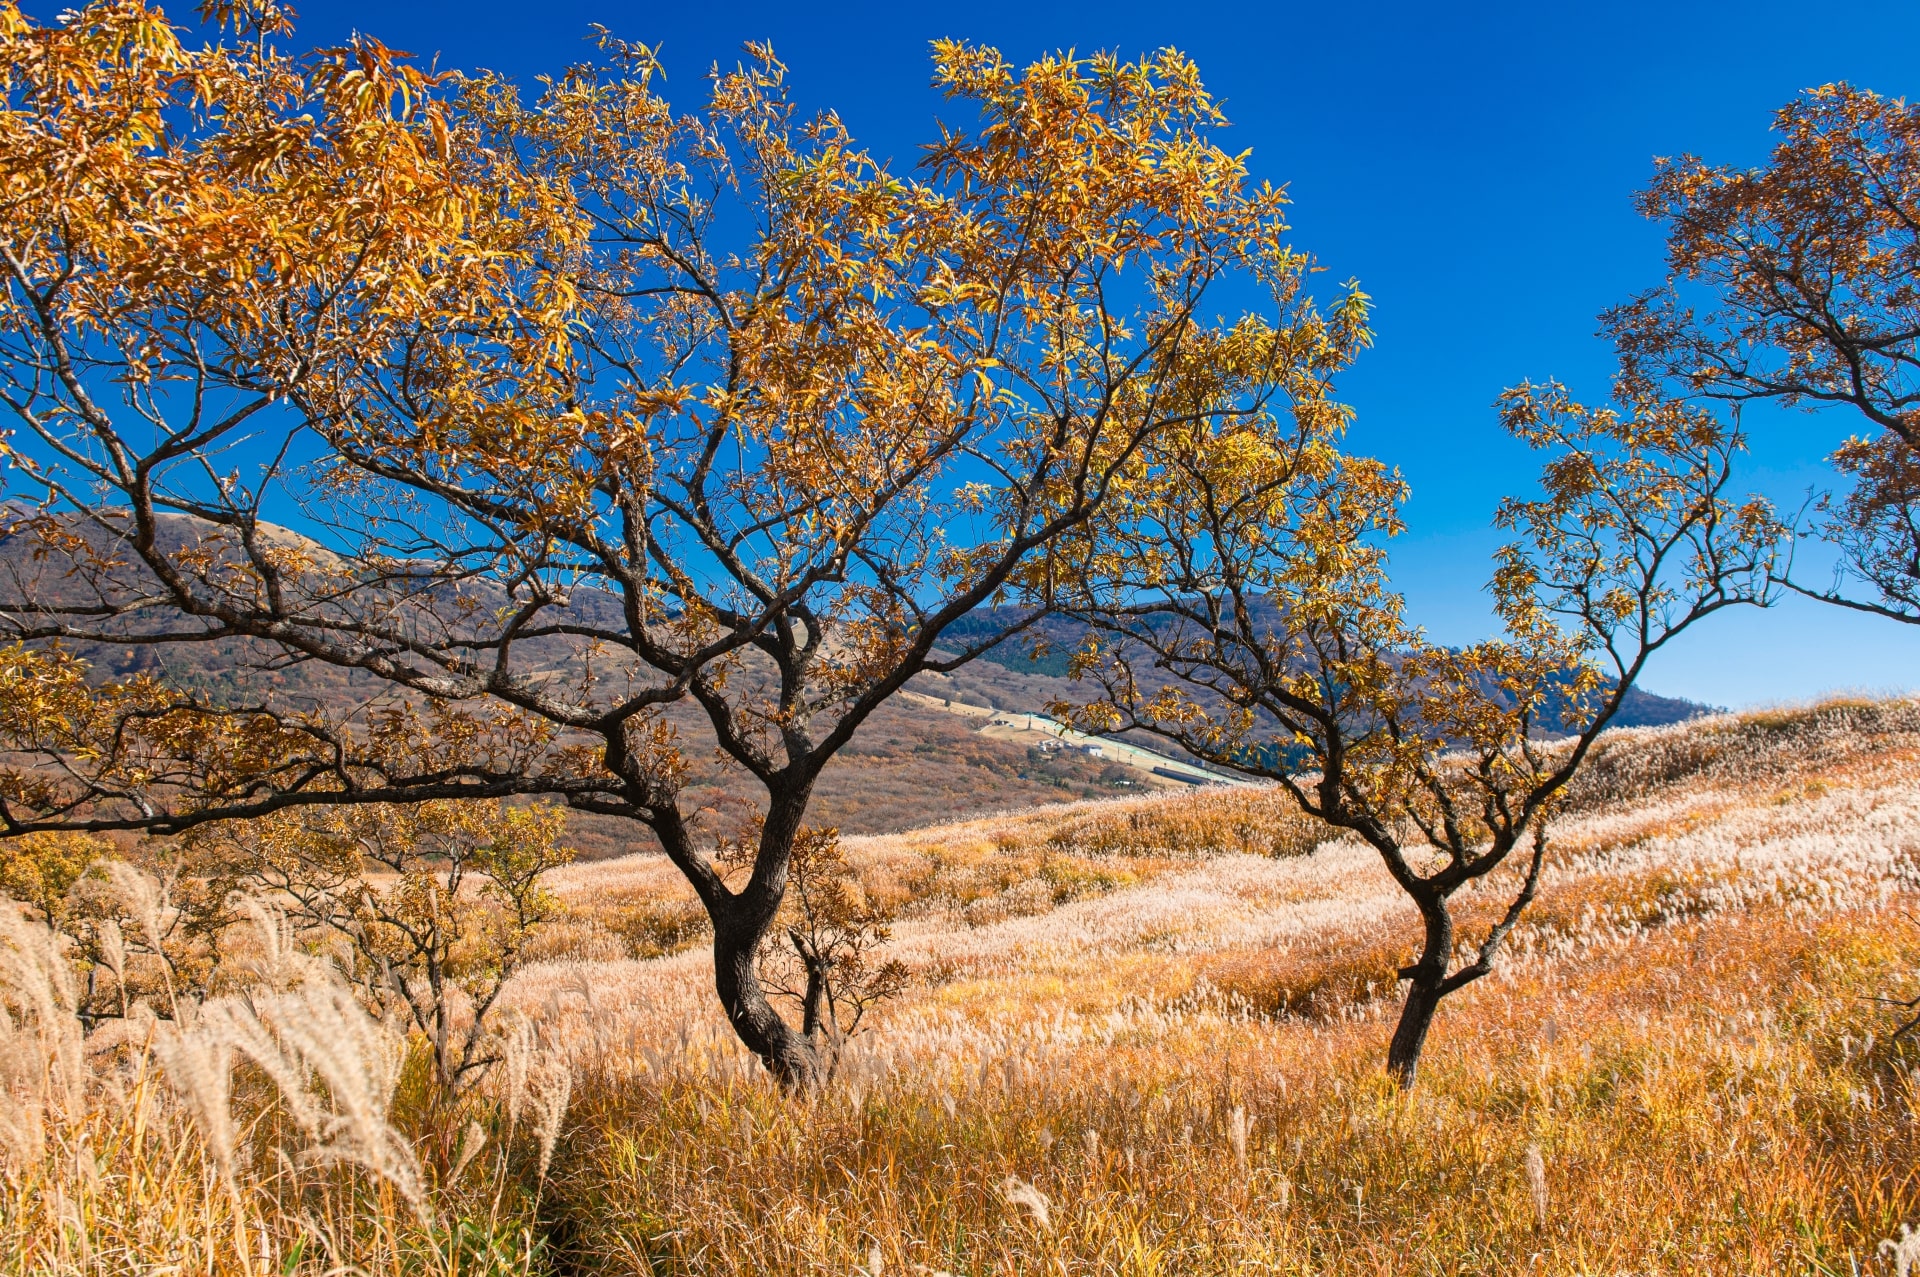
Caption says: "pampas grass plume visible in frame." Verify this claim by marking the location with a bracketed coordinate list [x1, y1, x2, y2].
[999, 1176, 1051, 1230]
[1524, 1143, 1548, 1230]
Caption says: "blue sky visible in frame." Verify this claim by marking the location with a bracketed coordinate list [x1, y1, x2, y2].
[184, 2, 1920, 704]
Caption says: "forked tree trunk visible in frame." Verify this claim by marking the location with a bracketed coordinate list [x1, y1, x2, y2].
[712, 909, 824, 1086]
[1387, 897, 1456, 1088]
[659, 787, 827, 1087]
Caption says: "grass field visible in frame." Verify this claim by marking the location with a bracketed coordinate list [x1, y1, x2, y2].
[5, 699, 1920, 1274]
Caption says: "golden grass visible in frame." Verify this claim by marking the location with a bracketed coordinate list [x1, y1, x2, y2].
[0, 1020, 557, 1276]
[8, 697, 1920, 1274]
[547, 905, 1920, 1276]
[537, 784, 1328, 963]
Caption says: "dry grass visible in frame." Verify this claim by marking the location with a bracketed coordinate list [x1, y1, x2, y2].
[0, 904, 569, 1275]
[536, 784, 1329, 964]
[8, 697, 1920, 1273]
[546, 905, 1920, 1276]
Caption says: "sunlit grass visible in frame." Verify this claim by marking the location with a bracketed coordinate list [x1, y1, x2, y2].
[7, 698, 1920, 1273]
[546, 906, 1920, 1276]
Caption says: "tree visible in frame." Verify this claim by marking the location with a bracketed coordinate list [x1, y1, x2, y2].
[1047, 376, 1777, 1085]
[0, 4, 1368, 1082]
[1608, 83, 1920, 623]
[182, 800, 573, 1091]
[0, 832, 101, 930]
[718, 823, 906, 1063]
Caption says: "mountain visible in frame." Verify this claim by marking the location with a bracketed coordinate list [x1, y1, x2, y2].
[0, 523, 1716, 853]
[0, 519, 1168, 850]
[936, 609, 1719, 731]
[1610, 685, 1719, 727]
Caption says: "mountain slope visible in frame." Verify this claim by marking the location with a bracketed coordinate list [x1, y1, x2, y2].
[0, 522, 1717, 848]
[935, 609, 1718, 731]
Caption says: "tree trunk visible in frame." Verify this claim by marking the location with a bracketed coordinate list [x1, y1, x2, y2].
[712, 905, 823, 1087]
[1386, 975, 1445, 1087]
[1387, 896, 1455, 1088]
[647, 790, 828, 1085]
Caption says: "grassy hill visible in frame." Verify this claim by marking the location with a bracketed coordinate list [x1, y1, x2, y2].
[514, 696, 1920, 1272]
[6, 696, 1920, 1273]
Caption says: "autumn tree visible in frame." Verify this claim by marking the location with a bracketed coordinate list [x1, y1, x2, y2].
[182, 800, 573, 1090]
[0, 832, 101, 930]
[718, 824, 906, 1061]
[1048, 376, 1778, 1085]
[0, 4, 1369, 1081]
[1609, 83, 1920, 622]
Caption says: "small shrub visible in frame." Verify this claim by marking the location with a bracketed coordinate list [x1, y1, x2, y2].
[604, 899, 712, 960]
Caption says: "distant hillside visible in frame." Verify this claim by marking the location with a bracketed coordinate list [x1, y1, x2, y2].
[0, 524, 1715, 851]
[938, 609, 1719, 732]
[0, 520, 1156, 850]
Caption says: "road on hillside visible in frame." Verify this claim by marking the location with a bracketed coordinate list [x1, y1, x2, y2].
[895, 690, 1256, 788]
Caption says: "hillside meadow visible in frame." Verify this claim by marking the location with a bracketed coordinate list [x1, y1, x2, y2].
[5, 698, 1920, 1275]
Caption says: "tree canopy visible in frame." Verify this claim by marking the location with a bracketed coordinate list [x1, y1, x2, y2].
[1610, 84, 1920, 623]
[0, 1, 1368, 1079]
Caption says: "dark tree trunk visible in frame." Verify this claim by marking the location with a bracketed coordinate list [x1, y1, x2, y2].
[1387, 896, 1455, 1088]
[703, 789, 825, 1086]
[712, 910, 823, 1086]
[1386, 975, 1445, 1087]
[643, 785, 825, 1083]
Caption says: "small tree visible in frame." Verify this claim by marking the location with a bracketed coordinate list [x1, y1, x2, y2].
[1608, 83, 1920, 622]
[0, 833, 100, 930]
[0, 6, 1367, 1082]
[184, 800, 572, 1090]
[1050, 376, 1777, 1085]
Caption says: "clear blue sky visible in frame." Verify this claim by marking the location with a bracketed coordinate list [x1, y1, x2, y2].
[191, 2, 1920, 705]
